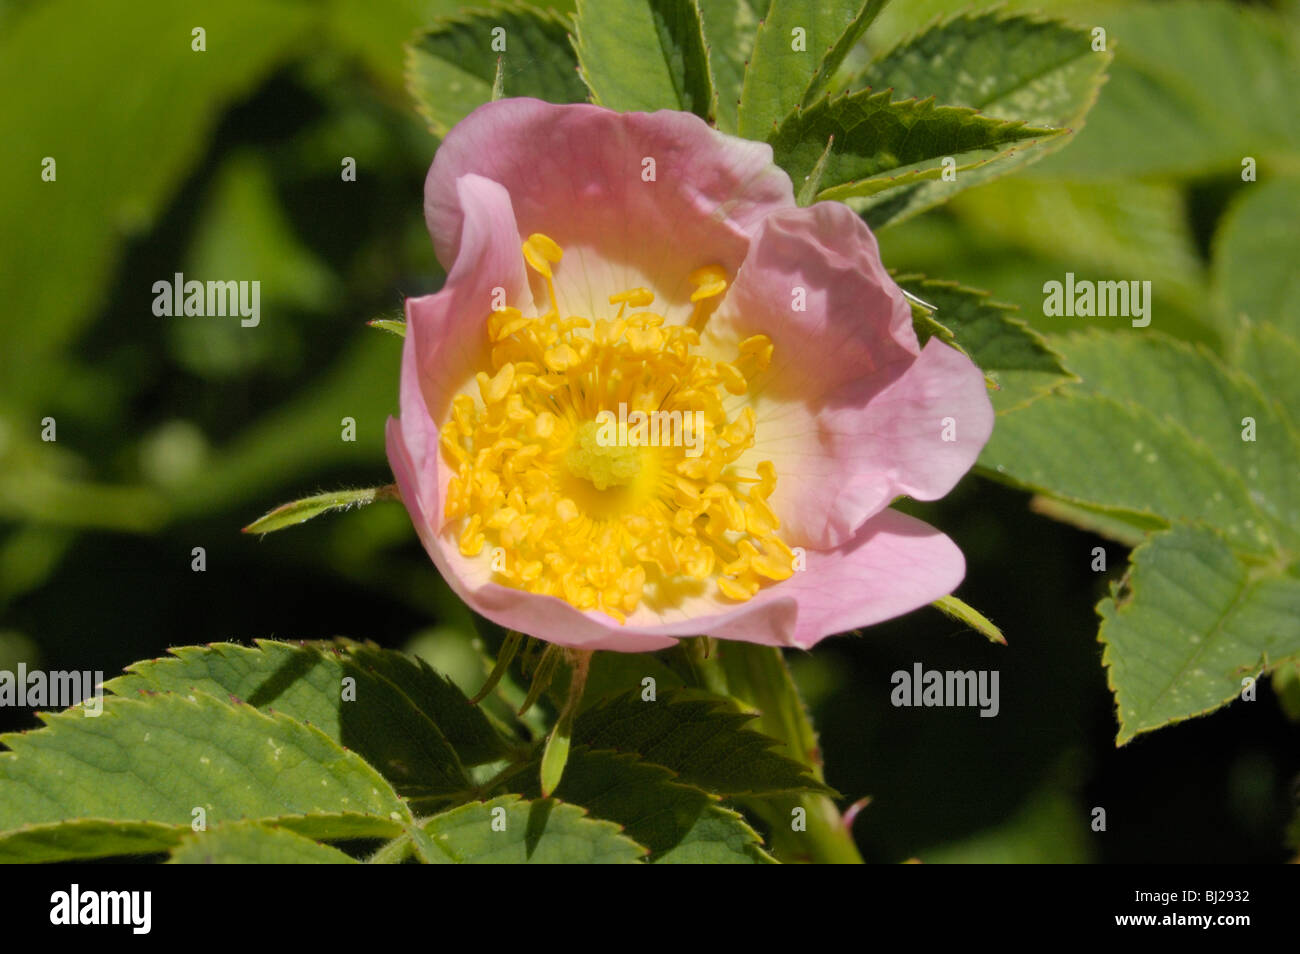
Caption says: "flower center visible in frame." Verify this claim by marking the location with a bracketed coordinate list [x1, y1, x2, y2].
[440, 232, 793, 623]
[565, 420, 641, 490]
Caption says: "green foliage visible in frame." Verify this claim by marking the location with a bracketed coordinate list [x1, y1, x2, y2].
[769, 89, 1058, 204]
[0, 642, 818, 862]
[896, 276, 1072, 414]
[169, 822, 359, 864]
[1037, 2, 1300, 180]
[573, 0, 712, 116]
[413, 795, 646, 863]
[406, 2, 588, 137]
[242, 486, 400, 534]
[849, 10, 1111, 226]
[405, 3, 582, 132]
[737, 0, 889, 139]
[1099, 526, 1300, 745]
[573, 689, 834, 796]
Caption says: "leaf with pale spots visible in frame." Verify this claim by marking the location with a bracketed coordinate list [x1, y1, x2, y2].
[0, 691, 409, 862]
[108, 641, 509, 804]
[168, 821, 359, 864]
[411, 794, 647, 863]
[1099, 525, 1300, 745]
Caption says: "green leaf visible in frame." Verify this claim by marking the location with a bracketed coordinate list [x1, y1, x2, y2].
[1050, 332, 1300, 555]
[769, 89, 1058, 205]
[573, 689, 833, 796]
[0, 820, 186, 864]
[651, 804, 775, 863]
[1028, 496, 1163, 550]
[339, 641, 514, 767]
[1233, 321, 1300, 425]
[1036, 2, 1300, 180]
[945, 179, 1209, 336]
[242, 485, 400, 534]
[107, 641, 494, 804]
[1098, 525, 1300, 744]
[737, 0, 889, 140]
[0, 693, 410, 848]
[413, 794, 646, 863]
[850, 10, 1111, 227]
[573, 0, 711, 116]
[981, 391, 1277, 558]
[696, 0, 764, 133]
[1214, 179, 1300, 339]
[406, 2, 589, 138]
[168, 822, 358, 864]
[367, 317, 408, 337]
[895, 275, 1072, 414]
[0, 0, 315, 412]
[930, 595, 1005, 645]
[520, 748, 718, 856]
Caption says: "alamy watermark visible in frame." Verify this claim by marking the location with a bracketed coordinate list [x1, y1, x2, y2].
[891, 662, 999, 718]
[1042, 272, 1151, 328]
[0, 664, 103, 716]
[594, 403, 705, 457]
[152, 272, 260, 327]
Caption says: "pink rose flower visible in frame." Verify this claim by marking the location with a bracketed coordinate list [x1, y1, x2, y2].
[386, 99, 994, 652]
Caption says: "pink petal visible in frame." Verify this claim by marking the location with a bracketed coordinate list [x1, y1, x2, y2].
[723, 508, 968, 650]
[702, 201, 992, 548]
[424, 98, 795, 318]
[407, 173, 533, 429]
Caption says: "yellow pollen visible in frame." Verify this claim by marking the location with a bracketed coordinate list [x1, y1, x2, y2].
[566, 420, 641, 490]
[440, 232, 786, 623]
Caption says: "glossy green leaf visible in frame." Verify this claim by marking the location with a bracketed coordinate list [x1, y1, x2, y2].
[651, 804, 775, 863]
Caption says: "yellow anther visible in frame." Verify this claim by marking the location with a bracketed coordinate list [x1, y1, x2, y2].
[609, 287, 655, 308]
[688, 265, 728, 302]
[477, 363, 515, 404]
[544, 342, 580, 372]
[439, 239, 790, 622]
[626, 326, 664, 353]
[522, 233, 563, 277]
[716, 362, 747, 395]
[739, 334, 774, 371]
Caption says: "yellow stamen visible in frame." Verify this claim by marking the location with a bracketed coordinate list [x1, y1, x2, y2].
[441, 232, 787, 622]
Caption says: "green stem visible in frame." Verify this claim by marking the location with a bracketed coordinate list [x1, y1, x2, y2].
[689, 639, 863, 864]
